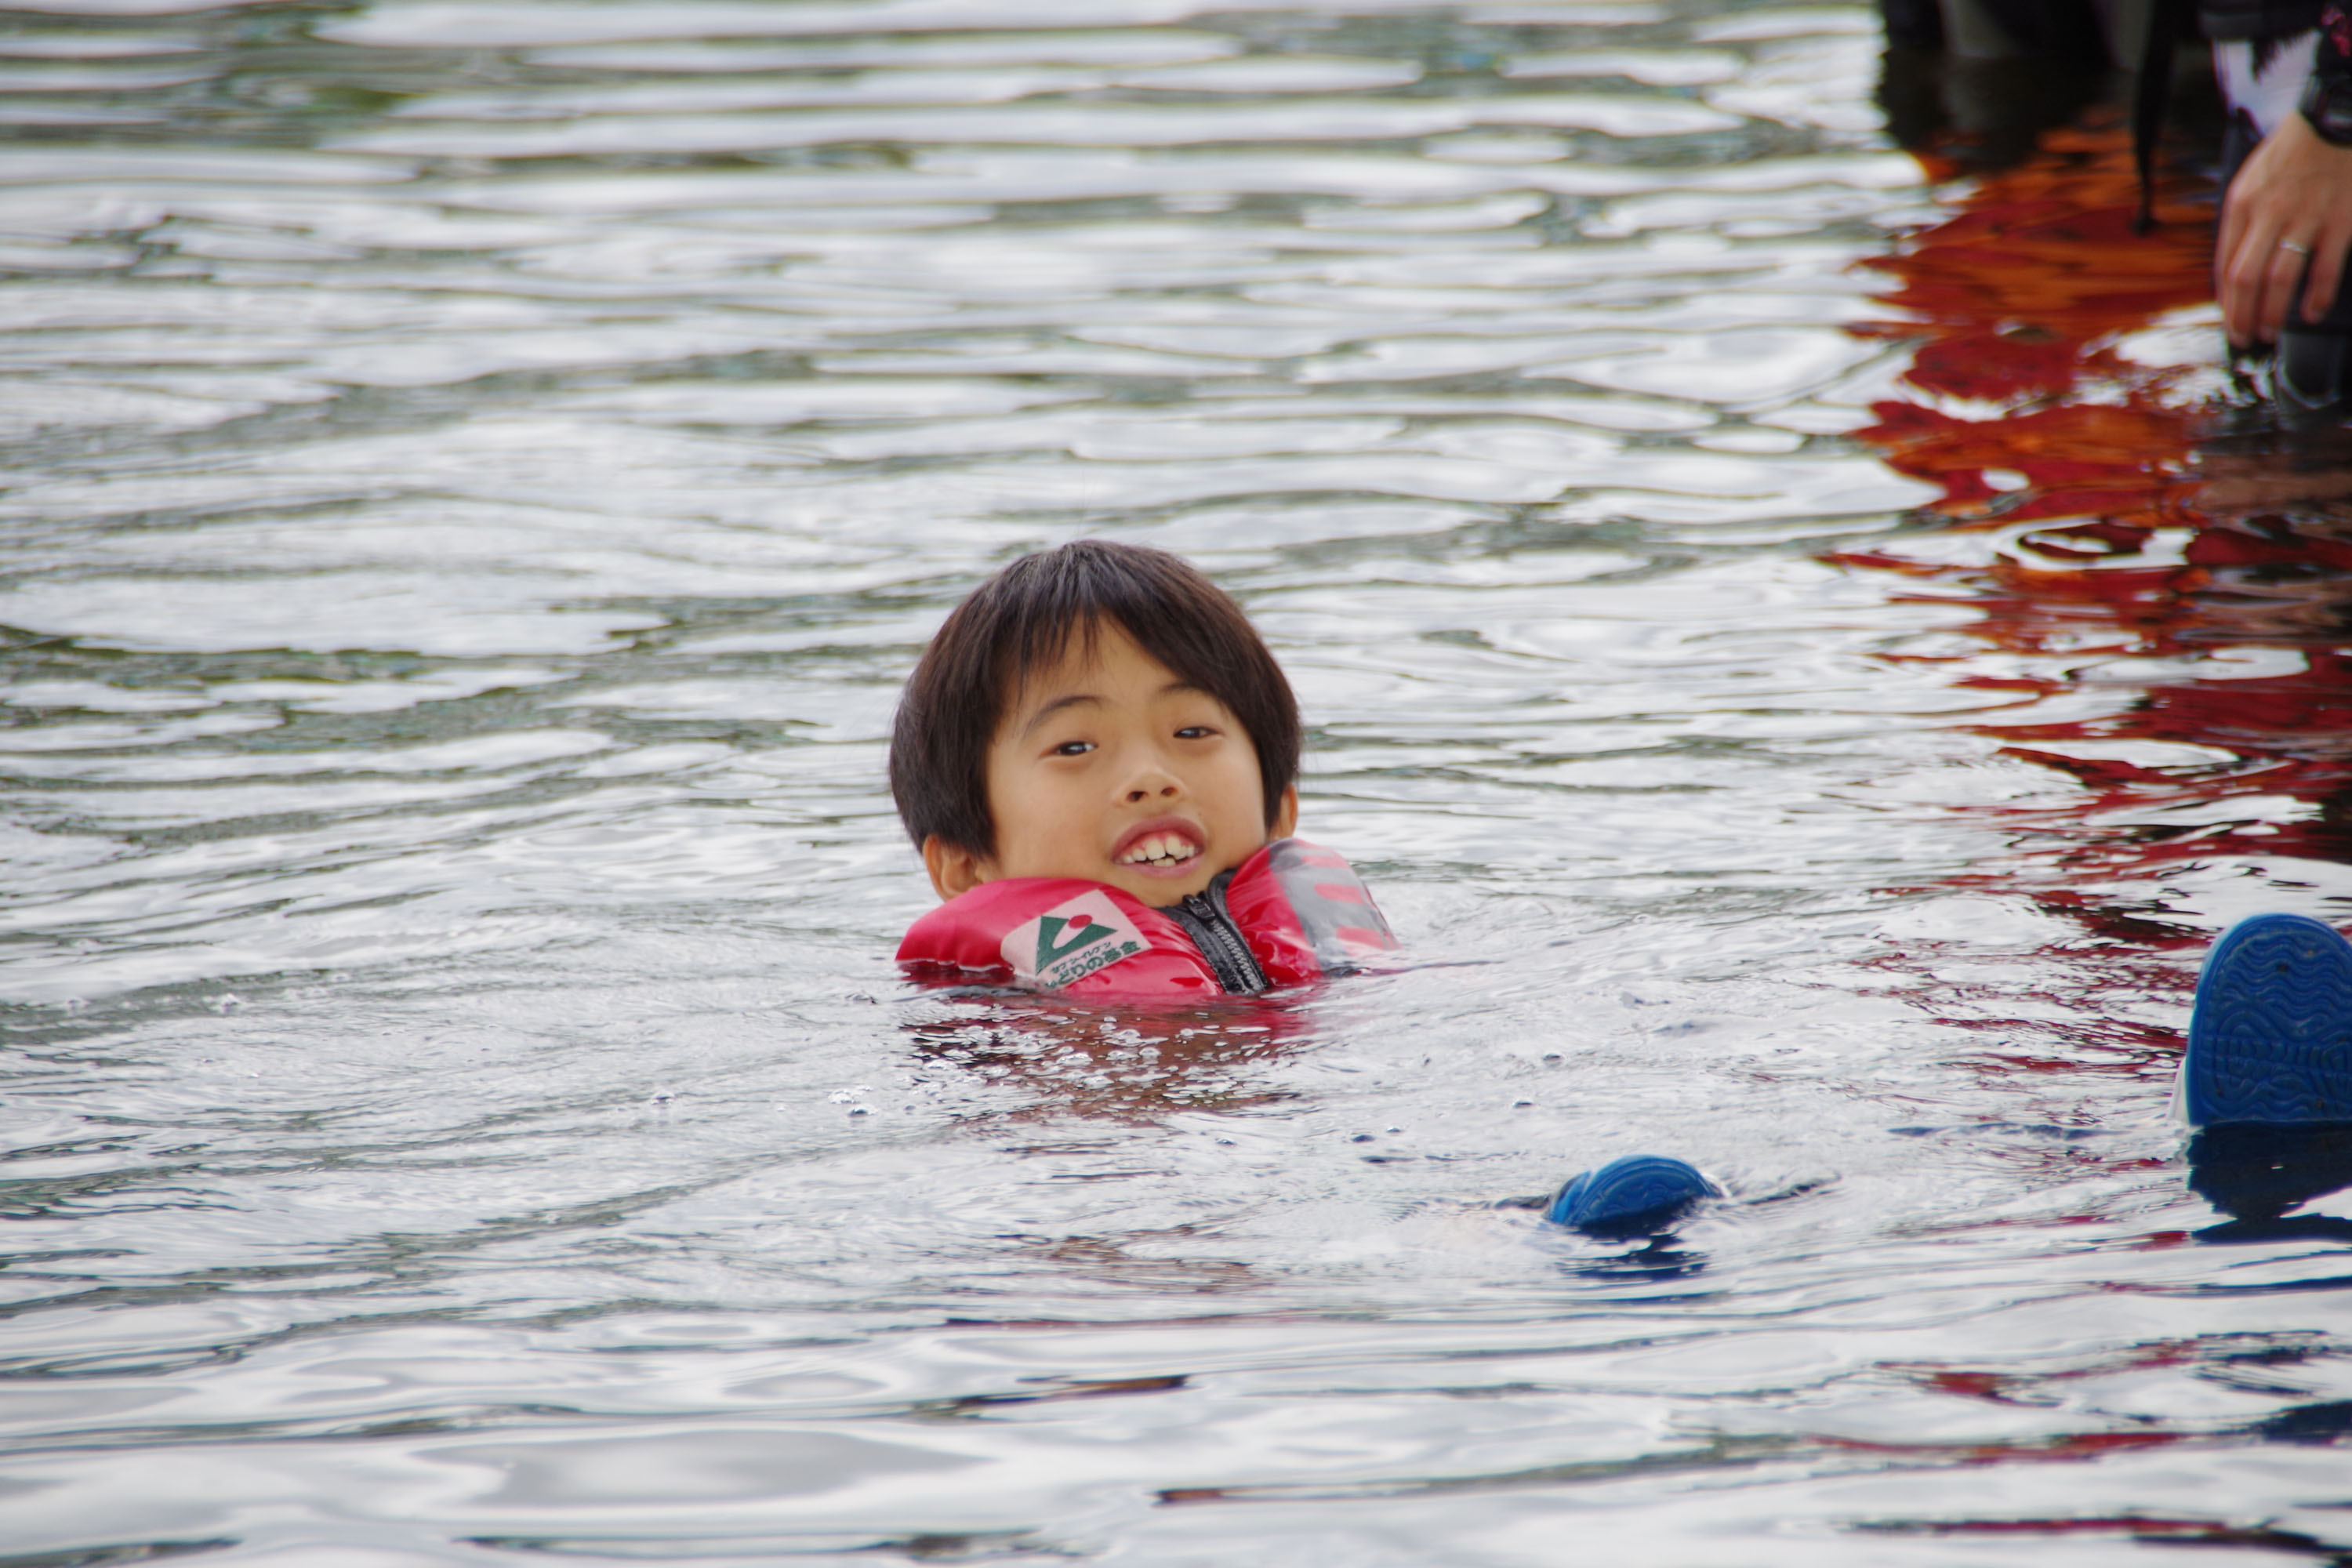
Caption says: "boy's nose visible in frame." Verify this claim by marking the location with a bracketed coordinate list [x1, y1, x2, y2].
[1121, 764, 1183, 804]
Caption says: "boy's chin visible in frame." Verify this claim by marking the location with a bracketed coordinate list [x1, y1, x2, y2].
[1107, 858, 1217, 906]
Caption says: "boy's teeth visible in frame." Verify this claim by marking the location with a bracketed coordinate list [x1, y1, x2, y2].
[1122, 833, 1194, 866]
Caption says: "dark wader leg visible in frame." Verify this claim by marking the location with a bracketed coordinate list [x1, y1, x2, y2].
[2278, 278, 2352, 413]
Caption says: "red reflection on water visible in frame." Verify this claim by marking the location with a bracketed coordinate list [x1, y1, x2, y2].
[1862, 1515, 2334, 1552]
[1838, 119, 2352, 923]
[1824, 121, 2304, 1085]
[1849, 123, 2212, 528]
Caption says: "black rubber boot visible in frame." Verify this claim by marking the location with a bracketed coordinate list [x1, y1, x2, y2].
[2276, 328, 2352, 423]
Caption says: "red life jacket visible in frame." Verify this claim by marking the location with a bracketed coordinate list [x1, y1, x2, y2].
[897, 837, 1397, 997]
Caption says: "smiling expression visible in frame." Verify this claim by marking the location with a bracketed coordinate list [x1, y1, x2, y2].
[923, 621, 1295, 906]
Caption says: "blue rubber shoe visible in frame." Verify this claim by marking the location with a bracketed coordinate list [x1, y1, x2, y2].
[1546, 1154, 1719, 1238]
[2183, 913, 2352, 1127]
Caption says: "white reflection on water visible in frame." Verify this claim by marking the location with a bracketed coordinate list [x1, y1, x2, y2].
[2, 0, 2346, 1563]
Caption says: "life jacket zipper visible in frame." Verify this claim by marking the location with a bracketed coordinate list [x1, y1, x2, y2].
[1168, 872, 1269, 995]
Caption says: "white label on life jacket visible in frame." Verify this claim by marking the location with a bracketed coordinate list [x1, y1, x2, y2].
[1001, 887, 1147, 990]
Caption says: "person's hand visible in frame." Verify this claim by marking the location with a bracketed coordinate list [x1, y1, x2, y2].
[2217, 111, 2352, 347]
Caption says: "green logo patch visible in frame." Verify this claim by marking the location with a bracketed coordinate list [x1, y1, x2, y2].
[1002, 890, 1148, 989]
[1036, 913, 1112, 971]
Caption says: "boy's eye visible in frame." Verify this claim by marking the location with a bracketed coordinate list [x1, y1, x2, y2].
[1174, 725, 1214, 739]
[1052, 740, 1094, 757]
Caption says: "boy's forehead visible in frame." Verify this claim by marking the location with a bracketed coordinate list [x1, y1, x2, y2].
[999, 622, 1202, 718]
[1011, 619, 1148, 691]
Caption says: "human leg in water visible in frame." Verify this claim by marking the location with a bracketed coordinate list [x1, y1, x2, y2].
[1545, 1154, 1719, 1239]
[2206, 34, 2352, 419]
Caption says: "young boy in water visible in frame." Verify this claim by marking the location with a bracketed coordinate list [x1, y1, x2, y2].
[890, 539, 1301, 923]
[887, 539, 1719, 1234]
[891, 539, 1406, 996]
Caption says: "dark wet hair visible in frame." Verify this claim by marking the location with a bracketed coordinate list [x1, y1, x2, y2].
[890, 540, 1300, 857]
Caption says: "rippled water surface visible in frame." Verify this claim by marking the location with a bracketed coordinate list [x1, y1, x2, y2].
[10, 0, 2352, 1562]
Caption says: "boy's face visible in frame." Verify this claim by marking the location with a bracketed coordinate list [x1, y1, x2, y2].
[924, 621, 1296, 907]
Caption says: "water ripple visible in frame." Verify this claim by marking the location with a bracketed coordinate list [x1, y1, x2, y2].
[3, 0, 2347, 1561]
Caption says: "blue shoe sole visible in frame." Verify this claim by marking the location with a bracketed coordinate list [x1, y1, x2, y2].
[2185, 913, 2352, 1126]
[1547, 1154, 1718, 1237]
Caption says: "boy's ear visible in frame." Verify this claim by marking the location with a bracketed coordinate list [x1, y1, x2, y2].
[1269, 785, 1298, 841]
[923, 834, 994, 901]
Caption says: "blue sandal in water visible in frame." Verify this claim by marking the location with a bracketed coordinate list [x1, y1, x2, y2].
[2183, 913, 2352, 1126]
[1546, 1154, 1719, 1237]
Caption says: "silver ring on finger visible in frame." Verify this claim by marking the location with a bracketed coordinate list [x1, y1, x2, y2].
[2281, 238, 2314, 256]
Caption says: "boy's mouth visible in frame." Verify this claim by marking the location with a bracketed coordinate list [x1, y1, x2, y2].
[1114, 820, 1203, 873]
